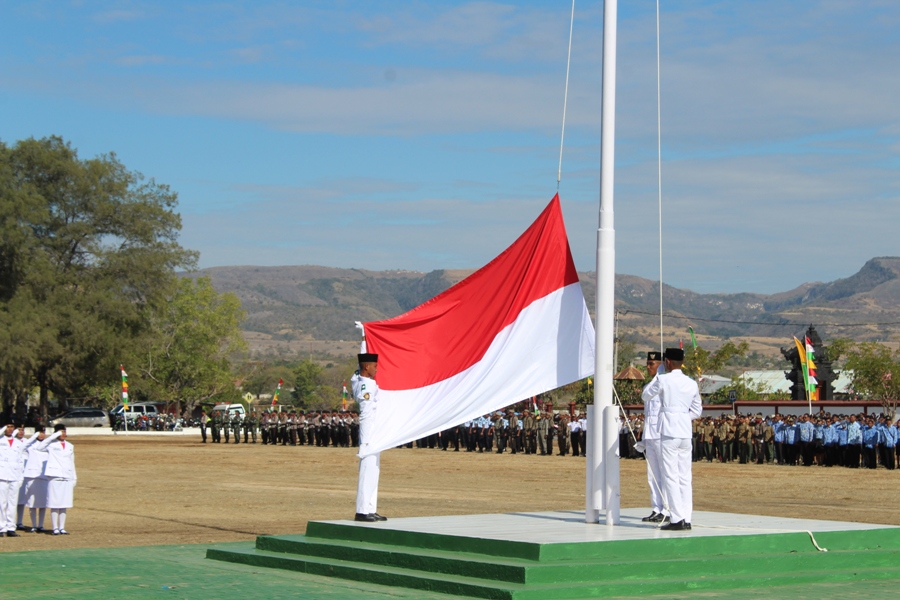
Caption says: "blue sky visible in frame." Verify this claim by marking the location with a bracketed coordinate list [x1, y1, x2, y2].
[1, 1, 898, 294]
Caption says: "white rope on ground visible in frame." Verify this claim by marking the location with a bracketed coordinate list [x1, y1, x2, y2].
[557, 0, 576, 190]
[693, 524, 829, 552]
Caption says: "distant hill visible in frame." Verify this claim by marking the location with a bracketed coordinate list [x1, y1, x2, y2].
[187, 257, 900, 351]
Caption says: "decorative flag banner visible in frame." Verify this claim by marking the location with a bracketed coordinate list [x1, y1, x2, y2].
[120, 366, 129, 410]
[688, 326, 698, 350]
[361, 194, 595, 456]
[271, 379, 283, 407]
[342, 381, 349, 411]
[793, 336, 811, 398]
[805, 336, 819, 400]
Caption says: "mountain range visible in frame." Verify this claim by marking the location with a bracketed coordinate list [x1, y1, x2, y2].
[186, 257, 900, 352]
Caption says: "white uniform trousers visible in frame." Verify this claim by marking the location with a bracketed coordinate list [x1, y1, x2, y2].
[0, 480, 14, 532]
[356, 452, 381, 515]
[644, 438, 667, 515]
[6, 479, 23, 531]
[660, 436, 693, 524]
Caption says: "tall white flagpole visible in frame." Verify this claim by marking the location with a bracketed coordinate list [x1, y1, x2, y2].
[587, 0, 620, 526]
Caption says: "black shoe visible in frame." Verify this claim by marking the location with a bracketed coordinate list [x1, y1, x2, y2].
[684, 523, 692, 530]
[5, 531, 20, 537]
[649, 513, 666, 523]
[660, 520, 687, 531]
[641, 511, 660, 522]
[354, 513, 377, 522]
[372, 513, 388, 521]
[16, 525, 27, 531]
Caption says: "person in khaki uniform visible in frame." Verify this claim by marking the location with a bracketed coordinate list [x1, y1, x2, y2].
[702, 419, 716, 462]
[557, 413, 569, 456]
[523, 412, 537, 455]
[735, 417, 751, 464]
[507, 410, 519, 454]
[720, 417, 734, 462]
[537, 412, 550, 456]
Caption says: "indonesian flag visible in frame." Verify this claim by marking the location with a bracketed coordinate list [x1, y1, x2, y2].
[360, 195, 595, 456]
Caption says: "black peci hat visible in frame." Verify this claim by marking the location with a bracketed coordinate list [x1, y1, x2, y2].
[358, 353, 378, 363]
[664, 348, 685, 361]
[647, 351, 662, 361]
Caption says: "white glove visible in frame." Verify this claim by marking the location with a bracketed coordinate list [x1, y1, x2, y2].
[354, 321, 365, 337]
[634, 441, 646, 453]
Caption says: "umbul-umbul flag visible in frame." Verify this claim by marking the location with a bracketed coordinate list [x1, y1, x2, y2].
[360, 195, 595, 456]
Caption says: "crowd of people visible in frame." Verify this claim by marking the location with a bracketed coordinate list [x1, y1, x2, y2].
[197, 407, 593, 456]
[619, 411, 900, 470]
[195, 404, 900, 471]
[0, 422, 77, 538]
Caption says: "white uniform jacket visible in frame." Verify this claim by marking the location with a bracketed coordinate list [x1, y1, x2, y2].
[642, 368, 702, 439]
[351, 373, 378, 447]
[0, 434, 17, 481]
[642, 376, 662, 441]
[36, 433, 77, 481]
[23, 443, 50, 480]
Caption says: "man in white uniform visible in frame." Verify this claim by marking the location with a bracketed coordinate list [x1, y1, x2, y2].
[352, 333, 387, 523]
[0, 423, 18, 537]
[639, 351, 667, 524]
[642, 348, 702, 531]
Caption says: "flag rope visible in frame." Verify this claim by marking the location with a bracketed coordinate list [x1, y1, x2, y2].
[557, 0, 576, 191]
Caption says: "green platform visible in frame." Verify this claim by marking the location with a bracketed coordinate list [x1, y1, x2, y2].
[206, 509, 900, 599]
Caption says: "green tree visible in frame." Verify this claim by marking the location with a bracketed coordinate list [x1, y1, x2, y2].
[683, 341, 749, 380]
[243, 363, 295, 399]
[291, 359, 324, 408]
[139, 277, 246, 412]
[0, 136, 195, 420]
[843, 342, 900, 417]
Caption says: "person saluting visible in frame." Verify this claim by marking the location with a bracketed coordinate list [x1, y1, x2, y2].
[642, 348, 702, 531]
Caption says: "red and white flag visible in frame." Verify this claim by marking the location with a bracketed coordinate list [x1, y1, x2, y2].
[361, 195, 595, 456]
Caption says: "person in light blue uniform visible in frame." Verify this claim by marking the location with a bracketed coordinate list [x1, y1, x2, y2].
[861, 417, 878, 469]
[813, 418, 826, 466]
[878, 417, 895, 470]
[837, 418, 849, 466]
[823, 417, 840, 467]
[796, 414, 815, 467]
[846, 415, 862, 468]
[772, 415, 785, 465]
[783, 418, 797, 466]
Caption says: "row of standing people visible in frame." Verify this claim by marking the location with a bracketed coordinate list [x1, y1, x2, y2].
[407, 410, 590, 457]
[622, 411, 900, 469]
[0, 423, 76, 537]
[200, 410, 360, 447]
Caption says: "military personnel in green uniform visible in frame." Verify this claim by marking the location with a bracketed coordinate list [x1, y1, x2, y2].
[245, 411, 257, 443]
[222, 413, 230, 443]
[231, 412, 241, 444]
[210, 412, 221, 443]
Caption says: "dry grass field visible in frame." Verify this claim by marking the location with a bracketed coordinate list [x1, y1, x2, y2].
[2, 435, 897, 553]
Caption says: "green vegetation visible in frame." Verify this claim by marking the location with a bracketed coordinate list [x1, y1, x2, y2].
[0, 136, 243, 418]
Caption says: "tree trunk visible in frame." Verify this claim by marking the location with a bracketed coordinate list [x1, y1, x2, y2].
[39, 377, 49, 425]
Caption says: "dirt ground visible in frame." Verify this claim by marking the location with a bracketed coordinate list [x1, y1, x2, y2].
[3, 435, 898, 553]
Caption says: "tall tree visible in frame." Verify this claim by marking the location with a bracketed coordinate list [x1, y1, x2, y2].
[0, 136, 196, 419]
[139, 277, 246, 411]
[843, 342, 900, 418]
